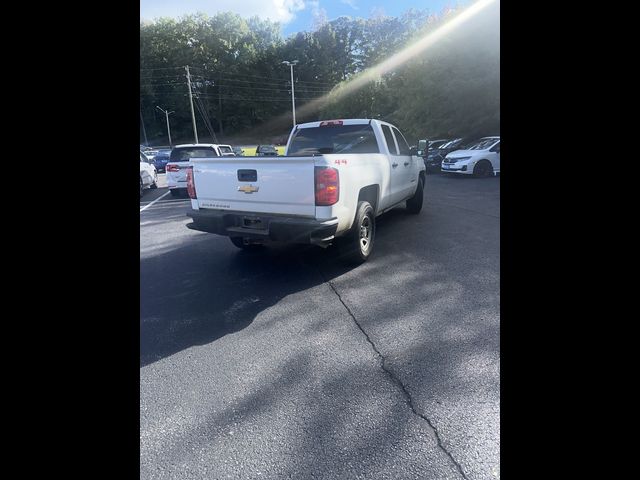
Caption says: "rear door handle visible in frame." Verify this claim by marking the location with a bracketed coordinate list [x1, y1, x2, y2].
[404, 162, 410, 166]
[392, 163, 398, 168]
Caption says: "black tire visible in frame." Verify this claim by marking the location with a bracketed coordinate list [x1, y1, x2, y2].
[473, 160, 493, 178]
[150, 173, 158, 189]
[229, 237, 264, 250]
[406, 177, 424, 214]
[338, 201, 375, 264]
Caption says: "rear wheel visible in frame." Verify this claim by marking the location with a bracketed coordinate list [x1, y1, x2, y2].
[338, 201, 375, 264]
[406, 177, 424, 214]
[150, 172, 158, 189]
[473, 160, 493, 178]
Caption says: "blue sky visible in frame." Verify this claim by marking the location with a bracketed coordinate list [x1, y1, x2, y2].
[140, 0, 461, 36]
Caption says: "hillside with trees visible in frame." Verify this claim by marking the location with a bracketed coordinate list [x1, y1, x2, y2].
[140, 2, 499, 145]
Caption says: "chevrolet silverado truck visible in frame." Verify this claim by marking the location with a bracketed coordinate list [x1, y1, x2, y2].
[185, 119, 426, 263]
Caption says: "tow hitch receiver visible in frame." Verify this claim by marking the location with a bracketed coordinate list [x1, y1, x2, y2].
[243, 216, 263, 229]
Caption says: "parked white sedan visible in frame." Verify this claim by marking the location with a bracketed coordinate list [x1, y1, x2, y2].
[140, 151, 158, 198]
[166, 144, 226, 197]
[441, 136, 500, 177]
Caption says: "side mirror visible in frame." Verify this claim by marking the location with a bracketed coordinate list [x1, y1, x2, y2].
[418, 139, 428, 151]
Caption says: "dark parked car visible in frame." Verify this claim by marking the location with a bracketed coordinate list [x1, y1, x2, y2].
[232, 146, 244, 156]
[425, 138, 466, 173]
[255, 144, 278, 156]
[152, 149, 172, 172]
[428, 139, 450, 149]
[421, 139, 449, 172]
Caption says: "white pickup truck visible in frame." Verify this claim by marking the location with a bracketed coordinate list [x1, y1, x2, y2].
[185, 119, 426, 263]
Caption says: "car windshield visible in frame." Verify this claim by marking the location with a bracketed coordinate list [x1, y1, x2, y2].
[258, 146, 276, 152]
[466, 138, 499, 150]
[440, 139, 462, 149]
[288, 124, 380, 156]
[170, 147, 219, 161]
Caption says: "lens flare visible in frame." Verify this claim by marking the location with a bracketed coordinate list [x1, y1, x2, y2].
[297, 0, 498, 120]
[236, 0, 498, 139]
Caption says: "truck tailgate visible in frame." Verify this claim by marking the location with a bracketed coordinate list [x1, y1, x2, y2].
[191, 157, 316, 217]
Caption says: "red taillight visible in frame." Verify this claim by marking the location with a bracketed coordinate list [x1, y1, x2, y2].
[315, 167, 339, 206]
[166, 164, 180, 172]
[186, 167, 197, 199]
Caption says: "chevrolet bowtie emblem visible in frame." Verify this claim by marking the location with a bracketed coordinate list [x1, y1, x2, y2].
[238, 185, 259, 194]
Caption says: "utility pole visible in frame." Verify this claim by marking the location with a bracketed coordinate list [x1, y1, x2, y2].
[156, 106, 174, 147]
[185, 65, 199, 143]
[282, 60, 298, 128]
[218, 72, 224, 137]
[140, 104, 148, 146]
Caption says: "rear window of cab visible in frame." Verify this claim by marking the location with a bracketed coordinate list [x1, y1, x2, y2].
[170, 147, 219, 161]
[287, 124, 380, 156]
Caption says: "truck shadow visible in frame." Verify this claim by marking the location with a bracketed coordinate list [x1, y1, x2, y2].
[139, 207, 411, 367]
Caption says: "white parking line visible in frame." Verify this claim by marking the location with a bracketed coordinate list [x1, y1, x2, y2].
[139, 197, 189, 206]
[140, 191, 170, 212]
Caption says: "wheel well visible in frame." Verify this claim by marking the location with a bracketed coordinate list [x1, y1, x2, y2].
[358, 184, 380, 214]
[418, 170, 426, 186]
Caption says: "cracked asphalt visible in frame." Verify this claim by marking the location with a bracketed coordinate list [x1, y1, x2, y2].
[140, 173, 500, 479]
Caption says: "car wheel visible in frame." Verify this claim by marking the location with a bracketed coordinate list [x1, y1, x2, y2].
[338, 201, 375, 264]
[406, 177, 424, 214]
[473, 160, 493, 178]
[150, 173, 158, 189]
[229, 237, 264, 250]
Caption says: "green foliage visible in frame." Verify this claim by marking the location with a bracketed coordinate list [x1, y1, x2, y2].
[140, 5, 499, 145]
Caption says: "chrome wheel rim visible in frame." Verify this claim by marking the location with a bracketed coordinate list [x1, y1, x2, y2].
[359, 216, 372, 253]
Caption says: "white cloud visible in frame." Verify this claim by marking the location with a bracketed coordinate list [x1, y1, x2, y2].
[308, 0, 328, 28]
[140, 0, 306, 24]
[308, 0, 325, 17]
[369, 5, 387, 19]
[340, 0, 358, 10]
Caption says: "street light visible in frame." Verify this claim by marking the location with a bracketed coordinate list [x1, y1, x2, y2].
[282, 60, 298, 128]
[156, 106, 174, 147]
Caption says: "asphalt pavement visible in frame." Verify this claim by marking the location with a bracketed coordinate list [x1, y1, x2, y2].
[140, 173, 500, 480]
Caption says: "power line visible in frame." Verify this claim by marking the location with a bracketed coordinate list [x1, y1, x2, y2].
[191, 75, 328, 89]
[193, 94, 218, 143]
[188, 67, 337, 85]
[148, 65, 338, 86]
[197, 83, 328, 94]
[194, 94, 319, 102]
[140, 83, 187, 88]
[140, 67, 184, 72]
